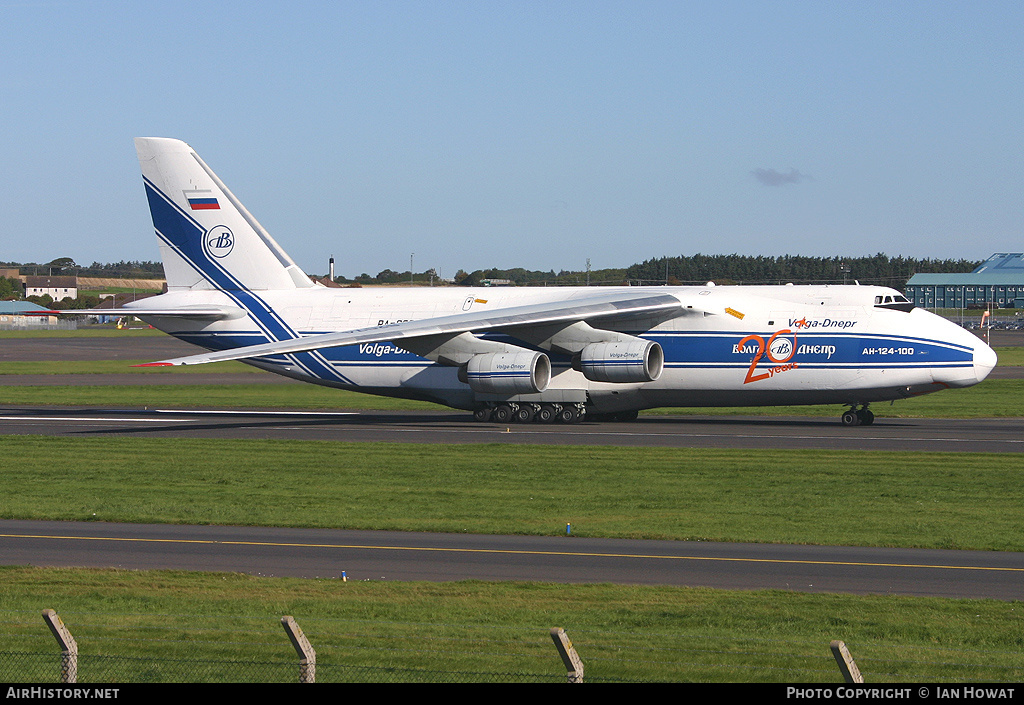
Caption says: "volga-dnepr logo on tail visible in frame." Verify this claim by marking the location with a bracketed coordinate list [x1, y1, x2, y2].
[204, 226, 234, 259]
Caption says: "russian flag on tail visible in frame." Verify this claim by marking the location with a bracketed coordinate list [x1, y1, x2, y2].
[184, 189, 220, 210]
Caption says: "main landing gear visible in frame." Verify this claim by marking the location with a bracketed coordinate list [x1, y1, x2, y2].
[840, 404, 874, 427]
[473, 402, 587, 424]
[472, 404, 643, 424]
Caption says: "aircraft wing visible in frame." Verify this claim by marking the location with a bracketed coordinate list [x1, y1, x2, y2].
[141, 291, 690, 366]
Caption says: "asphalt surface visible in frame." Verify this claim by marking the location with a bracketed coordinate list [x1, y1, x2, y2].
[0, 373, 295, 386]
[2, 519, 1022, 600]
[0, 334, 204, 361]
[2, 331, 1022, 599]
[2, 407, 1024, 453]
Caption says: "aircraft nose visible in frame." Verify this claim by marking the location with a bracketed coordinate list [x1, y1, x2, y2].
[973, 340, 997, 383]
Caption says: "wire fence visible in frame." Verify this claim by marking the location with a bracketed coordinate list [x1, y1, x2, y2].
[2, 610, 1022, 683]
[0, 650, 563, 683]
[0, 320, 78, 331]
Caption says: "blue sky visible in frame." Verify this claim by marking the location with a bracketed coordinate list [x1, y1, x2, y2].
[1, 1, 1021, 279]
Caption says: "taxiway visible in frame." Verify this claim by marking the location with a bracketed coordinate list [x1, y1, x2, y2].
[2, 519, 1021, 600]
[1, 406, 1022, 453]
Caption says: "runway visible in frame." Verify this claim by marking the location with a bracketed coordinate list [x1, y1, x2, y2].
[2, 519, 1022, 600]
[1, 406, 1022, 453]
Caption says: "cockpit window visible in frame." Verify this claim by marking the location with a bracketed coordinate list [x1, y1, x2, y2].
[875, 294, 914, 312]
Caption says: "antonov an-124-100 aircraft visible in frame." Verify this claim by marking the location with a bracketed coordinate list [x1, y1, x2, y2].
[101, 138, 995, 426]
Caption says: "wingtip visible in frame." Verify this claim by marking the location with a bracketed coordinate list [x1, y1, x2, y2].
[131, 362, 176, 368]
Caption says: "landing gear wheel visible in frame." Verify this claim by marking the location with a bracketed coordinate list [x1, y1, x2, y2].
[557, 406, 580, 424]
[536, 404, 557, 424]
[473, 407, 493, 422]
[857, 408, 875, 426]
[557, 404, 585, 424]
[840, 409, 861, 426]
[514, 405, 536, 423]
[493, 404, 514, 424]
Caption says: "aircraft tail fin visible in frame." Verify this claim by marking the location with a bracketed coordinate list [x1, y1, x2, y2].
[135, 137, 314, 291]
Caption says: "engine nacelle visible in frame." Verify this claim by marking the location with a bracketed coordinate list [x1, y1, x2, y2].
[464, 351, 551, 394]
[578, 340, 663, 383]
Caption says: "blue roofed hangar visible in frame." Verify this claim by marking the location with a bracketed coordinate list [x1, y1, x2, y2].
[905, 253, 1024, 309]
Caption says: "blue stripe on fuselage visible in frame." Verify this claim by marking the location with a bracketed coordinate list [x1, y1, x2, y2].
[649, 331, 973, 368]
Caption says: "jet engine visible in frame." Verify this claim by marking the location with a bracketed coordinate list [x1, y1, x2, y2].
[463, 351, 551, 394]
[577, 340, 663, 383]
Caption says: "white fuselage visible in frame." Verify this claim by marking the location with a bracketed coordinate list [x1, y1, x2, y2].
[136, 282, 995, 412]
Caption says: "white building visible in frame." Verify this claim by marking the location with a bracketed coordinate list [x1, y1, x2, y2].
[23, 275, 78, 300]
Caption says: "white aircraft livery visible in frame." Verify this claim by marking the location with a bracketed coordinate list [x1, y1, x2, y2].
[110, 137, 995, 426]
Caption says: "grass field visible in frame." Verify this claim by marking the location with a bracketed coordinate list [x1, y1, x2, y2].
[994, 346, 1024, 366]
[2, 566, 1021, 683]
[3, 436, 1023, 550]
[1, 329, 1022, 682]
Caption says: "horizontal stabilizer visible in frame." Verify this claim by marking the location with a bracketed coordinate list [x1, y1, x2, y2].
[56, 305, 243, 320]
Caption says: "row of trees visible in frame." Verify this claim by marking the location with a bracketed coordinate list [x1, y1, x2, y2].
[338, 266, 630, 287]
[339, 254, 980, 290]
[22, 293, 104, 310]
[625, 253, 980, 288]
[3, 253, 982, 295]
[0, 276, 22, 300]
[0, 258, 164, 279]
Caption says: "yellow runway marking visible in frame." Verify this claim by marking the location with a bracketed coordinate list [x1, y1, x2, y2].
[2, 533, 1021, 573]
